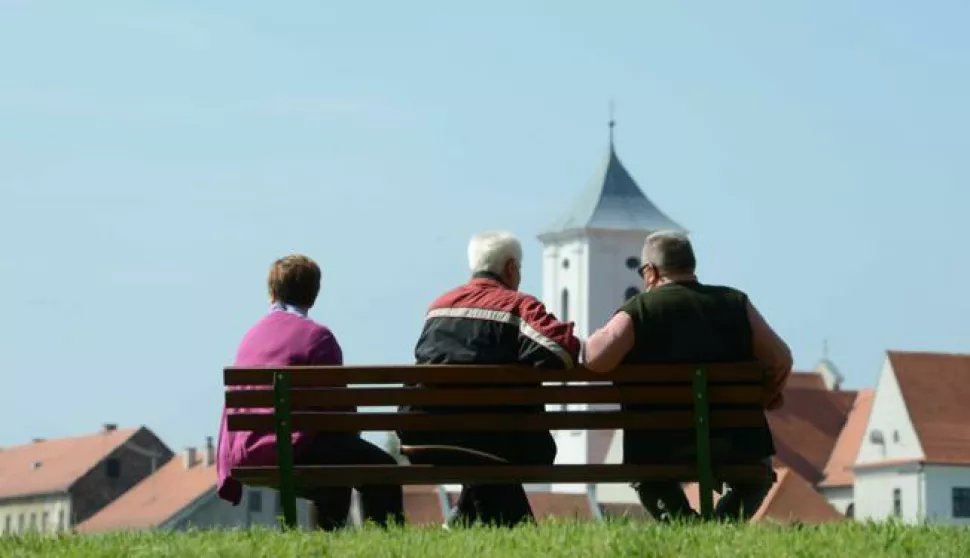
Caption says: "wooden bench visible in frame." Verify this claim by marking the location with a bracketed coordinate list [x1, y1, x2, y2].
[223, 363, 771, 528]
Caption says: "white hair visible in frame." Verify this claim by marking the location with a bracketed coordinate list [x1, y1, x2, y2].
[467, 230, 523, 274]
[643, 230, 696, 273]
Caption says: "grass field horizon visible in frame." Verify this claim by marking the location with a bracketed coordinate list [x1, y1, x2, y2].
[2, 520, 969, 557]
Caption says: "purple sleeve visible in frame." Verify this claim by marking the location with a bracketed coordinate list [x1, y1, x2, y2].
[308, 327, 343, 365]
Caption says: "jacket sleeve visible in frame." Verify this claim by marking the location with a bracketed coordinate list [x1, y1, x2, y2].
[516, 296, 581, 369]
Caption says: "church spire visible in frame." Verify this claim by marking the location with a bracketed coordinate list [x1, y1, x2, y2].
[537, 105, 687, 240]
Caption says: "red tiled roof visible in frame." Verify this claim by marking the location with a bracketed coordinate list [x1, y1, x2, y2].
[0, 427, 140, 500]
[527, 492, 595, 521]
[819, 389, 874, 488]
[685, 467, 843, 524]
[785, 372, 828, 391]
[767, 387, 857, 484]
[75, 452, 212, 533]
[889, 351, 970, 465]
[402, 486, 446, 525]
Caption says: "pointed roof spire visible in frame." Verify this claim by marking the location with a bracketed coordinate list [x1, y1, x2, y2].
[608, 100, 616, 148]
[538, 109, 686, 240]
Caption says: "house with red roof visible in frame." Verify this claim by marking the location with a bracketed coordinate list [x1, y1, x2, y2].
[593, 364, 854, 523]
[75, 438, 309, 533]
[0, 424, 172, 535]
[851, 351, 970, 524]
[817, 389, 874, 515]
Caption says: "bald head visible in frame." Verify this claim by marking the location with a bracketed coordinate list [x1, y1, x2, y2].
[642, 230, 696, 276]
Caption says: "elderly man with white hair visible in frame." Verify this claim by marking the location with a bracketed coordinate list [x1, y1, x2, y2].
[584, 230, 793, 523]
[397, 230, 581, 528]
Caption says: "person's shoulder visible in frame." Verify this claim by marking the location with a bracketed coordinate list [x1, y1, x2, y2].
[701, 283, 749, 298]
[426, 283, 474, 310]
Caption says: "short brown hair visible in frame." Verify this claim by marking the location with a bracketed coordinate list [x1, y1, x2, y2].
[267, 255, 321, 308]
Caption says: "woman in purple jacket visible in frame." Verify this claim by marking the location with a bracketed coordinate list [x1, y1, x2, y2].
[216, 254, 404, 529]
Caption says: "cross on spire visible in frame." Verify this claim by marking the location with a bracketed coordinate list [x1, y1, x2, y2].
[608, 100, 616, 147]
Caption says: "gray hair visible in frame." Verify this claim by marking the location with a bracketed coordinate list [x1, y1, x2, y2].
[467, 230, 523, 274]
[642, 230, 696, 275]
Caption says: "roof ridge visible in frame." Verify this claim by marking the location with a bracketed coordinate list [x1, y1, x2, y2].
[1, 426, 139, 452]
[888, 349, 970, 358]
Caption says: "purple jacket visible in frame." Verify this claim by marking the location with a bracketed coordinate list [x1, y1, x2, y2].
[216, 309, 343, 506]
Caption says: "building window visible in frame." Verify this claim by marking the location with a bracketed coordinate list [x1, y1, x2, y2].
[561, 289, 569, 322]
[561, 258, 570, 269]
[105, 458, 121, 479]
[624, 286, 640, 302]
[845, 503, 855, 518]
[248, 490, 263, 513]
[17, 514, 24, 532]
[892, 488, 902, 517]
[952, 487, 970, 518]
[625, 257, 640, 270]
[29, 513, 36, 530]
[41, 512, 49, 531]
[57, 510, 64, 531]
[3, 515, 10, 533]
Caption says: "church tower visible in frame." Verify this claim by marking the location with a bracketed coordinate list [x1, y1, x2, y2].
[537, 117, 686, 494]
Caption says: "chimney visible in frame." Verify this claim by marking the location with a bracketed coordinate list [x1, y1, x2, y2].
[32, 438, 45, 444]
[183, 447, 197, 469]
[102, 423, 118, 433]
[204, 436, 215, 467]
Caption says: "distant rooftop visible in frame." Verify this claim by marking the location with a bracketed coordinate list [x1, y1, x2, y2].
[539, 119, 685, 239]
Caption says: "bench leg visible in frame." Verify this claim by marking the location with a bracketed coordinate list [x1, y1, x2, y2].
[274, 371, 298, 530]
[693, 367, 714, 520]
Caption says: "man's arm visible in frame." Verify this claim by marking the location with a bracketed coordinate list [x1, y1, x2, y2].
[746, 301, 793, 410]
[516, 296, 581, 369]
[584, 311, 636, 374]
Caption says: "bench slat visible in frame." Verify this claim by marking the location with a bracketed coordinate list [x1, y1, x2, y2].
[226, 409, 763, 432]
[224, 385, 764, 409]
[232, 463, 771, 486]
[223, 363, 764, 387]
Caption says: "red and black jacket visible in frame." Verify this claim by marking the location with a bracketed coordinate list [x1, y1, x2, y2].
[398, 272, 580, 463]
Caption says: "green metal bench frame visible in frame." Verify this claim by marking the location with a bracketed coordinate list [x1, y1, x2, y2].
[223, 363, 771, 528]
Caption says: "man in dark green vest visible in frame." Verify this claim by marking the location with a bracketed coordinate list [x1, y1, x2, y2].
[584, 230, 793, 522]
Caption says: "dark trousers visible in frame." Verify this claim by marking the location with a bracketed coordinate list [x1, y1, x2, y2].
[295, 435, 405, 530]
[633, 457, 774, 522]
[407, 447, 538, 528]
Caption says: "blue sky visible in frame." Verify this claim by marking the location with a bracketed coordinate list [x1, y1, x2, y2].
[1, 0, 968, 450]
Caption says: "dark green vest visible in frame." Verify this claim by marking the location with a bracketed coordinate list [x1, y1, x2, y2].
[618, 281, 775, 464]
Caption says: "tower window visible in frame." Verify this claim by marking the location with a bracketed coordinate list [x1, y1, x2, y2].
[625, 257, 640, 270]
[561, 258, 570, 269]
[561, 289, 569, 322]
[624, 287, 640, 301]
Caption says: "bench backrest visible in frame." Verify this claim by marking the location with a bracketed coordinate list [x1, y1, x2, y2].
[223, 363, 767, 434]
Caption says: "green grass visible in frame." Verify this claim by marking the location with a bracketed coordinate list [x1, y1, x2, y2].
[2, 521, 969, 557]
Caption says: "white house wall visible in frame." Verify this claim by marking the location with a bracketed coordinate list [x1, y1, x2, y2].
[922, 465, 970, 525]
[853, 464, 921, 523]
[855, 358, 924, 465]
[593, 429, 640, 505]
